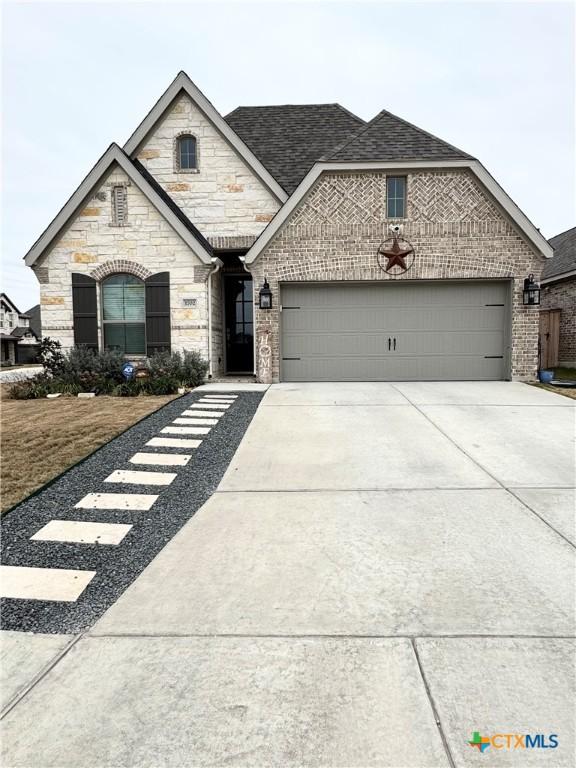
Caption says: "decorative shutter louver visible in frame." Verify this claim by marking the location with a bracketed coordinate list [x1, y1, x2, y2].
[145, 272, 171, 356]
[72, 273, 98, 349]
[112, 185, 128, 225]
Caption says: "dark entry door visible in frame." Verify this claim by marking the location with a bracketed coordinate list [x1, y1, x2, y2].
[225, 275, 254, 373]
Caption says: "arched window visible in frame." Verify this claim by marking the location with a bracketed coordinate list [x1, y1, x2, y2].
[101, 274, 146, 355]
[176, 134, 197, 171]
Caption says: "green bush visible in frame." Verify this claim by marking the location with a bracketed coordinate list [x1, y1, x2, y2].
[8, 374, 54, 400]
[147, 350, 208, 388]
[7, 346, 208, 399]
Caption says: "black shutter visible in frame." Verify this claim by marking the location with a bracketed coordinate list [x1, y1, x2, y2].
[145, 272, 171, 356]
[72, 273, 98, 349]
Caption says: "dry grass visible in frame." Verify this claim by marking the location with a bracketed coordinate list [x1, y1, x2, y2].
[0, 386, 177, 513]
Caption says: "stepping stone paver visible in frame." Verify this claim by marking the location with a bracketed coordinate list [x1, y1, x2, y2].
[31, 520, 133, 546]
[162, 426, 211, 436]
[146, 437, 202, 449]
[104, 470, 177, 486]
[0, 565, 96, 602]
[173, 418, 218, 426]
[129, 453, 192, 466]
[75, 493, 158, 511]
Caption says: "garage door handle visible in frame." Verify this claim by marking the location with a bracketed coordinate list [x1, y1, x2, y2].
[388, 337, 391, 351]
[393, 338, 397, 351]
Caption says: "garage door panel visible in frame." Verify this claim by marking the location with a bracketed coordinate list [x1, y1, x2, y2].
[282, 354, 505, 382]
[283, 330, 505, 357]
[280, 282, 509, 382]
[284, 307, 506, 333]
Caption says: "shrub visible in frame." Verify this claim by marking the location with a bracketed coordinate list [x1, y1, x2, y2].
[8, 374, 54, 400]
[7, 345, 208, 399]
[38, 337, 65, 375]
[146, 350, 208, 388]
[141, 376, 180, 396]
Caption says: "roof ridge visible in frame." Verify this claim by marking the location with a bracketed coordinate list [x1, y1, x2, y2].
[324, 107, 472, 162]
[374, 107, 471, 158]
[321, 110, 383, 160]
[331, 103, 366, 124]
[225, 103, 363, 112]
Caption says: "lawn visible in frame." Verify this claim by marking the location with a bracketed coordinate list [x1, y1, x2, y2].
[0, 387, 177, 513]
[532, 367, 576, 401]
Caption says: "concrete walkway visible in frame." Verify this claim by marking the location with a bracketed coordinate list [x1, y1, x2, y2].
[2, 382, 575, 766]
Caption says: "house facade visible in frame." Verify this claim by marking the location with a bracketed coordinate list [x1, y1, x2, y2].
[25, 72, 552, 383]
[0, 294, 40, 365]
[540, 227, 575, 368]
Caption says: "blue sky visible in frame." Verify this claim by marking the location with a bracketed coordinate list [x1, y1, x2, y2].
[2, 1, 574, 311]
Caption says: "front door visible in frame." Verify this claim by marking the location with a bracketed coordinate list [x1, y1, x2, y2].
[224, 275, 254, 373]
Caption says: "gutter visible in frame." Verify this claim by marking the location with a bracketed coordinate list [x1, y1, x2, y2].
[541, 268, 576, 286]
[239, 255, 257, 375]
[207, 256, 224, 378]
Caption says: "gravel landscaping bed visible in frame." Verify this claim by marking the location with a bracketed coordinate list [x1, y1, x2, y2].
[1, 390, 264, 634]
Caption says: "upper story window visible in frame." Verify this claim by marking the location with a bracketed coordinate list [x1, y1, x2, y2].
[176, 134, 197, 171]
[111, 185, 128, 226]
[101, 274, 145, 355]
[386, 176, 406, 218]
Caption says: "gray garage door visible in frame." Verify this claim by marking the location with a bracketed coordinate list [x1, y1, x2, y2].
[280, 281, 510, 382]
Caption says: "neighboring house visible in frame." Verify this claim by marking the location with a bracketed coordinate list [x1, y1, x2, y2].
[540, 227, 576, 369]
[25, 304, 42, 341]
[24, 71, 552, 383]
[0, 294, 40, 365]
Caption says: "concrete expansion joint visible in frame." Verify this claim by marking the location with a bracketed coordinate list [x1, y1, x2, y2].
[388, 383, 576, 551]
[0, 633, 84, 721]
[410, 638, 457, 768]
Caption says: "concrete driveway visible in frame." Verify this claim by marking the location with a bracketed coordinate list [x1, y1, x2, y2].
[2, 382, 575, 767]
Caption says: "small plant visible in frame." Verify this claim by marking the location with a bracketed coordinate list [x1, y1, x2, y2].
[38, 337, 65, 375]
[8, 374, 54, 400]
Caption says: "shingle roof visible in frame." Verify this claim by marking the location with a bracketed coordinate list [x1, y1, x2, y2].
[131, 158, 213, 255]
[224, 104, 365, 194]
[25, 304, 42, 338]
[11, 326, 38, 340]
[543, 227, 576, 281]
[323, 109, 474, 163]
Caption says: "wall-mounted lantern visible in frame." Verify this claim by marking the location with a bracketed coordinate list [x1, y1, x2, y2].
[259, 278, 273, 309]
[523, 274, 541, 306]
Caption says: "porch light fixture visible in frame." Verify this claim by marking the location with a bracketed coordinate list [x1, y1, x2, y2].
[523, 274, 541, 306]
[259, 278, 273, 309]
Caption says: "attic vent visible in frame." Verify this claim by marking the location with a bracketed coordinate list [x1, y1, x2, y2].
[111, 185, 128, 226]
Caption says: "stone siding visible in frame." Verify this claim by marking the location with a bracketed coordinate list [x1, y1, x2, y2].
[32, 165, 210, 358]
[541, 277, 576, 366]
[250, 170, 545, 383]
[136, 94, 280, 238]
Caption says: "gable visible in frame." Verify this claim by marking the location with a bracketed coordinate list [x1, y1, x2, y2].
[132, 91, 282, 238]
[246, 161, 552, 263]
[0, 294, 22, 315]
[24, 145, 213, 267]
[37, 163, 208, 270]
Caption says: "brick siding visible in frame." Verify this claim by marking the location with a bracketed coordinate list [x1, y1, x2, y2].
[251, 169, 545, 383]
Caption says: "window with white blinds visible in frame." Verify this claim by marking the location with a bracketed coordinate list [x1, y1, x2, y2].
[111, 185, 128, 225]
[101, 274, 145, 354]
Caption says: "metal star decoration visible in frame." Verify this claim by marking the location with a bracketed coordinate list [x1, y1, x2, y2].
[377, 235, 415, 274]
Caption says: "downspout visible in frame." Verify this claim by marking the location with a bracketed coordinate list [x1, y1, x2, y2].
[239, 255, 257, 375]
[207, 256, 224, 378]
